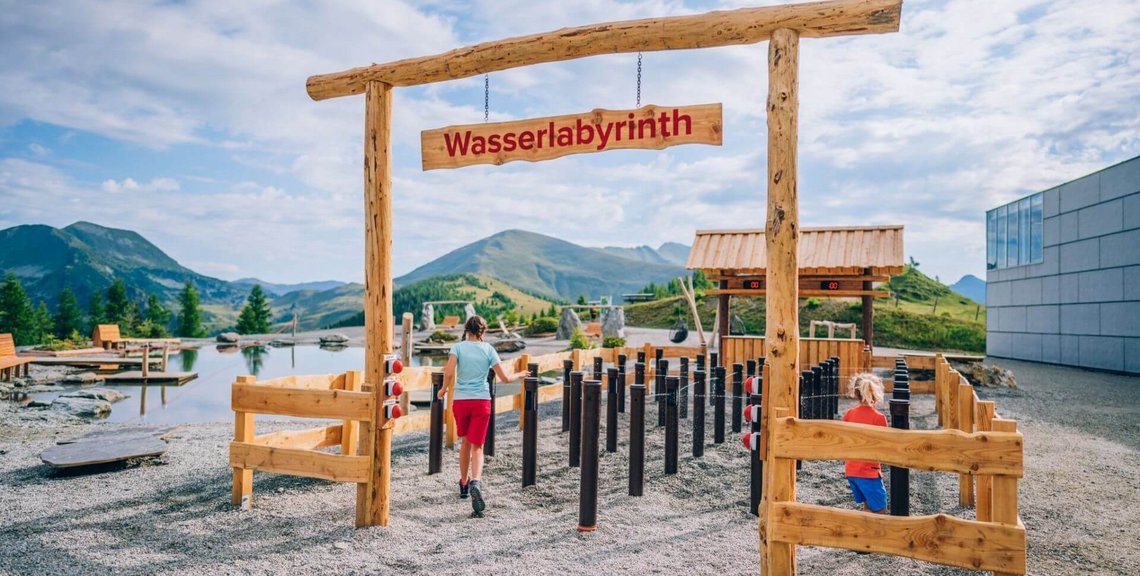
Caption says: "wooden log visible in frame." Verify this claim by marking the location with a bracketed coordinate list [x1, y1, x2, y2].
[342, 371, 362, 456]
[231, 375, 255, 507]
[518, 353, 532, 430]
[254, 425, 343, 450]
[231, 385, 373, 421]
[770, 417, 1023, 476]
[306, 0, 902, 98]
[991, 418, 1024, 576]
[770, 501, 1026, 573]
[360, 80, 395, 528]
[959, 382, 975, 507]
[230, 443, 370, 483]
[975, 400, 996, 522]
[252, 374, 339, 390]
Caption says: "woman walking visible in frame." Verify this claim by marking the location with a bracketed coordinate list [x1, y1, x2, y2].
[439, 315, 530, 516]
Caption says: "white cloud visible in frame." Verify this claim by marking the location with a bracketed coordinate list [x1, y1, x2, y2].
[27, 143, 49, 156]
[100, 177, 180, 194]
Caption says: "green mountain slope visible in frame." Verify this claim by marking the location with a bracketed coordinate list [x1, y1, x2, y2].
[0, 222, 247, 323]
[395, 229, 685, 302]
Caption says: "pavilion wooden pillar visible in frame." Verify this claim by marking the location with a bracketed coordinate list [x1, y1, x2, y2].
[717, 280, 730, 360]
[862, 266, 874, 351]
[358, 80, 395, 528]
[760, 27, 799, 575]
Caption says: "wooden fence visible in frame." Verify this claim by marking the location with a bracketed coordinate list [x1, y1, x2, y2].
[721, 336, 869, 379]
[761, 353, 1027, 574]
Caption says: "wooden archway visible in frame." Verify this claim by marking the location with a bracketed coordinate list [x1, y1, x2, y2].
[307, 2, 903, 572]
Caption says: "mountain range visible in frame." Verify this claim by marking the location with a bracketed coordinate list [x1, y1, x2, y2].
[949, 274, 986, 304]
[233, 278, 346, 296]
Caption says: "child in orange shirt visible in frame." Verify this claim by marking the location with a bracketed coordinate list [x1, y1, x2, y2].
[841, 373, 888, 513]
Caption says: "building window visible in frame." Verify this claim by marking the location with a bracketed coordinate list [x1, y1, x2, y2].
[987, 192, 1044, 270]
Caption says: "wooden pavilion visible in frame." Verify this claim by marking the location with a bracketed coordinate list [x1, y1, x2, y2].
[686, 225, 904, 372]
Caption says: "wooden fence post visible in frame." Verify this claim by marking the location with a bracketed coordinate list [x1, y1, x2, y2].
[400, 312, 413, 416]
[975, 400, 996, 522]
[991, 418, 1023, 576]
[760, 26, 800, 576]
[517, 353, 532, 430]
[231, 375, 256, 507]
[959, 382, 976, 507]
[342, 370, 362, 457]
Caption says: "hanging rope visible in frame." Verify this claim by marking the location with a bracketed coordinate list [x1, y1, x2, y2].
[484, 74, 490, 123]
[636, 52, 643, 107]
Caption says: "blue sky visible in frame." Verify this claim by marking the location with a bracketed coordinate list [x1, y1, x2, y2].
[1, 0, 1138, 285]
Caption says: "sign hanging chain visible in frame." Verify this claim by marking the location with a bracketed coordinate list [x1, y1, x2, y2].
[484, 75, 490, 123]
[636, 52, 642, 108]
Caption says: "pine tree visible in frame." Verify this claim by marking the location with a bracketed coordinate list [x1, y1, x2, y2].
[31, 302, 52, 345]
[235, 284, 272, 334]
[176, 282, 206, 338]
[106, 278, 131, 329]
[0, 273, 36, 345]
[87, 291, 106, 333]
[577, 294, 587, 305]
[144, 293, 171, 338]
[54, 288, 83, 338]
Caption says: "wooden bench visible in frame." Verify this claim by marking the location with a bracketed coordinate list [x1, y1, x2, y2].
[584, 321, 604, 338]
[0, 333, 32, 381]
[439, 315, 461, 330]
[92, 324, 180, 350]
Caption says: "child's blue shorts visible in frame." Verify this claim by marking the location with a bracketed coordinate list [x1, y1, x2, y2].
[847, 476, 887, 512]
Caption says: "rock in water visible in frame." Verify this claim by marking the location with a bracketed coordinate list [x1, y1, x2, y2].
[61, 372, 103, 385]
[61, 388, 128, 403]
[493, 339, 526, 353]
[50, 397, 112, 417]
[556, 308, 583, 340]
[602, 308, 626, 339]
[217, 332, 240, 344]
[319, 333, 349, 344]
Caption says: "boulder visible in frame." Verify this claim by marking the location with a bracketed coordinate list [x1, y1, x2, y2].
[50, 396, 112, 418]
[555, 308, 583, 340]
[319, 333, 350, 344]
[61, 388, 128, 403]
[26, 399, 51, 408]
[955, 361, 1018, 389]
[19, 384, 65, 393]
[217, 332, 240, 344]
[493, 339, 526, 353]
[601, 307, 626, 339]
[61, 372, 103, 385]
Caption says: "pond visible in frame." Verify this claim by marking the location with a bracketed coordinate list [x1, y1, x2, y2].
[29, 346, 445, 425]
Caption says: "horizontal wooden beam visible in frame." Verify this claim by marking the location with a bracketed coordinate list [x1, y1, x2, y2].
[252, 425, 343, 450]
[770, 502, 1026, 573]
[709, 274, 890, 283]
[306, 0, 903, 98]
[229, 442, 370, 483]
[771, 417, 1023, 476]
[232, 384, 373, 421]
[251, 374, 343, 390]
[705, 289, 891, 298]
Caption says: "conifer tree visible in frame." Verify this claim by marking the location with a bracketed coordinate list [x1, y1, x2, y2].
[145, 293, 171, 338]
[235, 285, 272, 334]
[31, 302, 52, 344]
[54, 288, 83, 338]
[176, 282, 206, 338]
[87, 291, 106, 333]
[106, 278, 131, 329]
[0, 273, 36, 345]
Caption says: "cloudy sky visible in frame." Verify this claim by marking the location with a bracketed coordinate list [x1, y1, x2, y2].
[1, 0, 1137, 285]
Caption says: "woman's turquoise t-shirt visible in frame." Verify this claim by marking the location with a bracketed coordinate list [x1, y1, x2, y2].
[449, 340, 502, 400]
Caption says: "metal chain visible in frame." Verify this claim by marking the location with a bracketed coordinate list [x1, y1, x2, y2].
[636, 52, 642, 107]
[484, 75, 489, 123]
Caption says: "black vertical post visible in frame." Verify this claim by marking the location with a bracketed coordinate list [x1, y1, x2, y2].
[696, 353, 706, 373]
[578, 379, 601, 532]
[629, 382, 645, 496]
[746, 359, 757, 389]
[617, 353, 628, 413]
[428, 372, 444, 475]
[665, 375, 679, 475]
[801, 371, 814, 419]
[679, 356, 689, 420]
[889, 397, 911, 516]
[522, 377, 538, 487]
[749, 392, 763, 516]
[562, 359, 573, 433]
[485, 369, 497, 457]
[829, 359, 839, 419]
[593, 356, 603, 382]
[657, 358, 668, 428]
[692, 369, 706, 457]
[713, 366, 726, 444]
[569, 371, 583, 468]
[812, 366, 823, 421]
[637, 350, 646, 366]
[709, 352, 719, 406]
[732, 363, 744, 433]
[606, 367, 619, 453]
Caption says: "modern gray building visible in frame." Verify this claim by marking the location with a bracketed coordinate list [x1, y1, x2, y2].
[986, 155, 1140, 374]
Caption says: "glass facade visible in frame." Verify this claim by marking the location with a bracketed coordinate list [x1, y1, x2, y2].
[987, 192, 1044, 270]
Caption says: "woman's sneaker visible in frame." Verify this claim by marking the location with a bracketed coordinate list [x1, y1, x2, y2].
[459, 480, 470, 499]
[469, 480, 486, 515]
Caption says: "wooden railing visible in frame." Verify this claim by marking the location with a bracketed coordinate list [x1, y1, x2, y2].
[721, 336, 870, 378]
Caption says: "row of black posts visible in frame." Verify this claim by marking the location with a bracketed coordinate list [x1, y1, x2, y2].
[889, 359, 911, 516]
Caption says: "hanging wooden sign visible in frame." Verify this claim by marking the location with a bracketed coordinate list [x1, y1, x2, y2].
[421, 103, 722, 170]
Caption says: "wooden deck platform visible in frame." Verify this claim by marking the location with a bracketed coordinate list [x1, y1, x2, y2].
[102, 371, 197, 385]
[31, 357, 163, 367]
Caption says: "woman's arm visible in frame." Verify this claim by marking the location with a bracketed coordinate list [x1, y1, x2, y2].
[493, 361, 531, 383]
[438, 354, 458, 400]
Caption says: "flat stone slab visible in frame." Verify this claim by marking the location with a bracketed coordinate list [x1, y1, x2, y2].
[101, 371, 197, 385]
[56, 425, 179, 445]
[41, 437, 169, 468]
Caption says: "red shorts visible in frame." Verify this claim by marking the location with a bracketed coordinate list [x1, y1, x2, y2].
[453, 399, 492, 445]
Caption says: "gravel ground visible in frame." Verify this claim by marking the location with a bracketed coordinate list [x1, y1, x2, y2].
[1, 359, 1137, 575]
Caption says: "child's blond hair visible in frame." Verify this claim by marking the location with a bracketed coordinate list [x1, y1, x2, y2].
[848, 373, 884, 407]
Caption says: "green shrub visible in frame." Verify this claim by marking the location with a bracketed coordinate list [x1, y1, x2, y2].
[569, 329, 593, 350]
[427, 330, 458, 343]
[526, 316, 558, 335]
[602, 336, 626, 349]
[805, 297, 821, 310]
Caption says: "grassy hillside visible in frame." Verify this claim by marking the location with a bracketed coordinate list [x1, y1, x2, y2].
[624, 266, 986, 353]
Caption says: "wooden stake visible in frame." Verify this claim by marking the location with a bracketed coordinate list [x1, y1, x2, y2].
[991, 419, 1023, 576]
[400, 312, 413, 416]
[359, 80, 394, 528]
[975, 400, 996, 522]
[231, 375, 256, 507]
[761, 27, 800, 576]
[341, 370, 362, 457]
